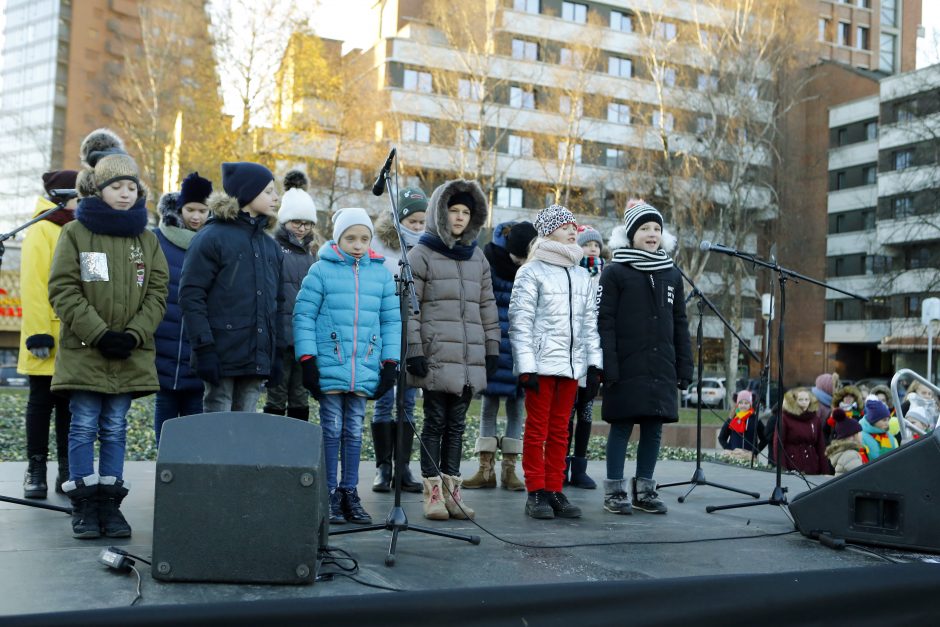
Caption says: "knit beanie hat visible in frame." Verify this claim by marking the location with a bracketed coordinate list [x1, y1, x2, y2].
[815, 373, 837, 396]
[398, 187, 428, 221]
[278, 188, 318, 225]
[507, 221, 537, 257]
[832, 408, 862, 439]
[736, 390, 753, 405]
[91, 150, 140, 190]
[448, 191, 475, 211]
[332, 207, 374, 241]
[906, 405, 931, 428]
[577, 224, 603, 248]
[177, 172, 213, 209]
[221, 162, 274, 208]
[534, 204, 576, 238]
[41, 170, 78, 196]
[864, 396, 890, 424]
[623, 199, 663, 244]
[283, 169, 309, 191]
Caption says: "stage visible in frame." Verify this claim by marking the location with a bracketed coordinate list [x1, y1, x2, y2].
[1, 458, 938, 623]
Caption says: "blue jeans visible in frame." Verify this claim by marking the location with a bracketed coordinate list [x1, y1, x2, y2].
[203, 377, 263, 413]
[317, 393, 366, 492]
[372, 385, 416, 424]
[480, 393, 524, 440]
[154, 389, 204, 446]
[68, 391, 133, 481]
[606, 420, 663, 481]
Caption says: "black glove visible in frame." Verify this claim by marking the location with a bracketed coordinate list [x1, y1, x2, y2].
[406, 356, 429, 378]
[194, 347, 222, 386]
[301, 357, 323, 399]
[265, 351, 283, 389]
[97, 330, 136, 360]
[485, 355, 499, 378]
[584, 366, 602, 402]
[518, 373, 539, 393]
[678, 379, 692, 390]
[371, 362, 398, 400]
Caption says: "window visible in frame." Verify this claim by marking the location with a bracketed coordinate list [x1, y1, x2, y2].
[652, 111, 674, 132]
[837, 22, 851, 46]
[511, 39, 539, 61]
[559, 95, 583, 116]
[654, 67, 677, 87]
[605, 148, 625, 168]
[896, 101, 916, 122]
[697, 73, 718, 91]
[863, 165, 876, 185]
[696, 116, 715, 134]
[509, 86, 536, 109]
[819, 18, 830, 42]
[837, 128, 848, 146]
[559, 48, 584, 67]
[508, 135, 534, 157]
[738, 82, 759, 100]
[856, 26, 869, 50]
[458, 128, 481, 149]
[906, 295, 921, 318]
[401, 120, 430, 143]
[335, 167, 363, 190]
[496, 185, 524, 207]
[655, 21, 677, 40]
[893, 196, 914, 218]
[836, 171, 846, 190]
[893, 149, 913, 171]
[610, 10, 632, 32]
[403, 69, 432, 93]
[867, 255, 891, 275]
[561, 1, 587, 23]
[881, 0, 896, 27]
[608, 56, 632, 78]
[858, 0, 871, 7]
[558, 141, 582, 163]
[458, 78, 484, 101]
[879, 33, 896, 73]
[607, 102, 631, 124]
[865, 121, 878, 140]
[513, 0, 539, 13]
[906, 247, 931, 270]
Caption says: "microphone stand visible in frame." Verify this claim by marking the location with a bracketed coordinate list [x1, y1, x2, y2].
[329, 151, 480, 565]
[703, 245, 867, 516]
[658, 265, 761, 502]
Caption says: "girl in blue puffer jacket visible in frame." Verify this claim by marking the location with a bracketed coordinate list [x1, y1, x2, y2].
[293, 207, 401, 527]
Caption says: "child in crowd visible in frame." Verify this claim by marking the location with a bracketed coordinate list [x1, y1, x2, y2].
[263, 175, 319, 421]
[50, 129, 168, 538]
[719, 390, 762, 457]
[19, 170, 78, 498]
[825, 383, 860, 442]
[368, 186, 428, 494]
[293, 207, 400, 526]
[860, 396, 896, 460]
[825, 409, 867, 475]
[563, 224, 605, 490]
[777, 387, 828, 475]
[599, 200, 692, 516]
[152, 172, 212, 446]
[465, 220, 536, 492]
[901, 381, 939, 427]
[510, 204, 602, 520]
[904, 405, 934, 438]
[406, 180, 499, 521]
[811, 372, 838, 426]
[179, 162, 282, 413]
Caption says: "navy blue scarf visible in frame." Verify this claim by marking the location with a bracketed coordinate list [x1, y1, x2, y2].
[76, 195, 149, 237]
[419, 233, 476, 261]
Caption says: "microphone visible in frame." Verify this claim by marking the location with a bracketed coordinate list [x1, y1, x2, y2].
[371, 148, 397, 196]
[699, 240, 739, 255]
[51, 189, 78, 200]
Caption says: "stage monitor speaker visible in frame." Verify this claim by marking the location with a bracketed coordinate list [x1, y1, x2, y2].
[152, 412, 328, 584]
[789, 429, 940, 553]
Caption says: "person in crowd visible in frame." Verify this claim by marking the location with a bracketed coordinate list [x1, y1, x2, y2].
[152, 172, 212, 446]
[599, 200, 691, 516]
[464, 220, 536, 493]
[368, 186, 427, 494]
[901, 381, 938, 428]
[811, 372, 838, 425]
[406, 180, 499, 521]
[293, 207, 400, 526]
[263, 179, 319, 421]
[904, 405, 934, 439]
[776, 387, 828, 475]
[718, 390, 762, 457]
[825, 408, 867, 475]
[19, 170, 78, 498]
[860, 396, 896, 460]
[50, 129, 168, 539]
[834, 384, 862, 419]
[179, 162, 282, 413]
[510, 204, 601, 520]
[870, 384, 894, 412]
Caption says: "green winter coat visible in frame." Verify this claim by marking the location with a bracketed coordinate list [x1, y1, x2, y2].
[48, 207, 169, 396]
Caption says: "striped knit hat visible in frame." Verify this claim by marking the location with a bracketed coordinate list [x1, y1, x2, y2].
[535, 204, 576, 237]
[623, 200, 663, 245]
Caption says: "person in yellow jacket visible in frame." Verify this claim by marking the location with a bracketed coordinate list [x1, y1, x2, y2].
[18, 170, 78, 499]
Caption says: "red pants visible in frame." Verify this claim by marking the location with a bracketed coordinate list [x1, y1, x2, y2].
[522, 376, 578, 492]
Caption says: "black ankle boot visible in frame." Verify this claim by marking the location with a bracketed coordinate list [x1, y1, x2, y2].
[286, 406, 309, 421]
[262, 405, 286, 416]
[23, 454, 48, 499]
[63, 477, 100, 539]
[371, 422, 394, 492]
[97, 478, 132, 538]
[396, 424, 423, 493]
[340, 488, 372, 524]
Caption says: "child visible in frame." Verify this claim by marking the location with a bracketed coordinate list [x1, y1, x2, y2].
[293, 207, 400, 526]
[263, 182, 319, 421]
[368, 186, 427, 494]
[901, 381, 939, 427]
[599, 200, 692, 515]
[825, 409, 867, 475]
[50, 129, 169, 538]
[406, 180, 499, 521]
[19, 170, 78, 498]
[825, 383, 860, 442]
[153, 172, 213, 446]
[860, 396, 896, 460]
[465, 220, 536, 492]
[776, 387, 828, 475]
[904, 405, 934, 438]
[179, 162, 282, 413]
[719, 390, 762, 457]
[510, 204, 602, 520]
[565, 224, 605, 490]
[811, 372, 838, 425]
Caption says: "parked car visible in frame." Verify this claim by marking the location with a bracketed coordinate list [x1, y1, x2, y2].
[686, 378, 727, 408]
[0, 366, 27, 387]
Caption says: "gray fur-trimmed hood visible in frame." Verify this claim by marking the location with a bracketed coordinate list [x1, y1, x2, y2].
[425, 179, 488, 248]
[206, 191, 242, 222]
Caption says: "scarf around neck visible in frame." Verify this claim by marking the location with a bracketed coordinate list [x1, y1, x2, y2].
[43, 207, 75, 227]
[532, 239, 582, 267]
[76, 195, 148, 237]
[401, 224, 422, 249]
[611, 246, 674, 272]
[419, 232, 476, 261]
[580, 255, 605, 276]
[812, 387, 833, 408]
[729, 408, 754, 435]
[159, 223, 196, 250]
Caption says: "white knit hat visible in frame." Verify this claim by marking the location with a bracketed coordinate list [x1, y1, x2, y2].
[331, 207, 374, 241]
[277, 188, 318, 225]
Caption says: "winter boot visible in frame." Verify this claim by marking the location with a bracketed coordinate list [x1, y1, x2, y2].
[329, 490, 346, 525]
[632, 477, 668, 514]
[567, 456, 596, 490]
[262, 404, 286, 416]
[524, 489, 555, 519]
[371, 422, 394, 492]
[499, 437, 525, 491]
[98, 477, 132, 538]
[23, 454, 48, 499]
[55, 454, 68, 494]
[422, 476, 449, 520]
[603, 478, 633, 515]
[442, 474, 474, 519]
[462, 437, 498, 489]
[63, 475, 100, 539]
[286, 406, 309, 421]
[547, 491, 582, 518]
[340, 487, 372, 524]
[396, 424, 423, 493]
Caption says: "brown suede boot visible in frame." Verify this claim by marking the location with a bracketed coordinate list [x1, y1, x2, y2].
[499, 437, 525, 491]
[462, 437, 498, 489]
[442, 474, 474, 519]
[422, 476, 449, 520]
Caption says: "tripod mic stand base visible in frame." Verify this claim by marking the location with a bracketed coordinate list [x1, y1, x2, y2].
[705, 485, 788, 514]
[659, 466, 761, 503]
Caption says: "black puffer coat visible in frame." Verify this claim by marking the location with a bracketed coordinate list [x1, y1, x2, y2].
[273, 225, 315, 349]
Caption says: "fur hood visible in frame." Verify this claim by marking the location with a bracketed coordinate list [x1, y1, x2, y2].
[782, 388, 819, 417]
[206, 191, 242, 222]
[825, 437, 861, 457]
[608, 224, 677, 253]
[158, 192, 183, 228]
[833, 385, 862, 409]
[374, 211, 401, 252]
[426, 179, 487, 248]
[870, 384, 893, 407]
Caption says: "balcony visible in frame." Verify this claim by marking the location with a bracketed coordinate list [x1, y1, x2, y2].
[828, 139, 877, 170]
[826, 231, 877, 256]
[877, 214, 940, 246]
[824, 320, 890, 344]
[828, 184, 877, 213]
[877, 165, 940, 197]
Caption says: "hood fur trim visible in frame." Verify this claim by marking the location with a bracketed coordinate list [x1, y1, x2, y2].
[426, 179, 487, 248]
[374, 211, 402, 252]
[870, 384, 893, 406]
[608, 224, 676, 253]
[832, 385, 862, 409]
[782, 388, 818, 416]
[206, 191, 241, 221]
[159, 192, 183, 228]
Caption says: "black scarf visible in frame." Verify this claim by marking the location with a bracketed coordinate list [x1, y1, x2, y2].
[419, 233, 476, 261]
[75, 195, 148, 236]
[484, 242, 519, 281]
[611, 247, 674, 272]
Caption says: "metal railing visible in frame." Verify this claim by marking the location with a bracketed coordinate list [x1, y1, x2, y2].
[889, 369, 939, 440]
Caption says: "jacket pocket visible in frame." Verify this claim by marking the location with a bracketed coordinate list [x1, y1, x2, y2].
[364, 334, 378, 363]
[318, 331, 345, 366]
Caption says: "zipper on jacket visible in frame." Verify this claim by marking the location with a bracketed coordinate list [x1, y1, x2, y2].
[566, 267, 574, 379]
[173, 320, 184, 390]
[351, 259, 360, 391]
[331, 331, 343, 362]
[366, 334, 377, 362]
[458, 259, 469, 387]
